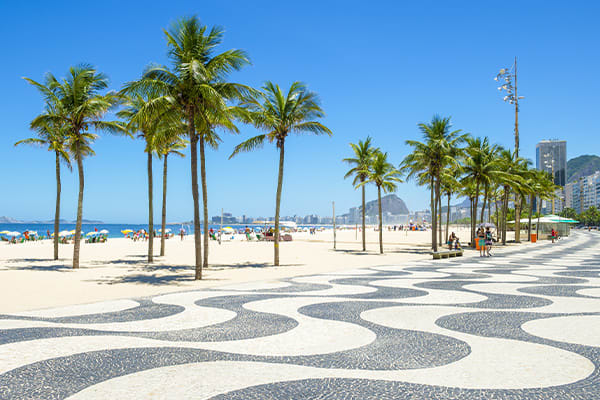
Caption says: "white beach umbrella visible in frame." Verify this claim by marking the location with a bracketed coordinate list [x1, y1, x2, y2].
[99, 229, 109, 234]
[58, 230, 71, 237]
[7, 231, 21, 236]
[86, 231, 99, 236]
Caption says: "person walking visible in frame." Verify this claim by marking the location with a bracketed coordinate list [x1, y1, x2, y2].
[485, 227, 493, 257]
[477, 227, 485, 257]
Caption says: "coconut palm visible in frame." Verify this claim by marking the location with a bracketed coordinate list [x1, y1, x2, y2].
[27, 65, 124, 268]
[343, 137, 377, 251]
[359, 151, 402, 254]
[496, 149, 527, 244]
[122, 16, 250, 279]
[15, 101, 70, 261]
[117, 94, 164, 263]
[155, 127, 187, 257]
[440, 167, 462, 243]
[230, 81, 332, 266]
[461, 137, 503, 244]
[402, 116, 465, 252]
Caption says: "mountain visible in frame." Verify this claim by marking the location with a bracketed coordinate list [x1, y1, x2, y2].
[567, 155, 600, 182]
[361, 194, 409, 216]
[0, 216, 20, 223]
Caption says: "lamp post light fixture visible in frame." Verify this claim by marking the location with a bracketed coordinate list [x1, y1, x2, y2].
[494, 57, 525, 157]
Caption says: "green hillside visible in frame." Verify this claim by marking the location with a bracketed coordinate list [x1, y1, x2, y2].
[567, 155, 600, 182]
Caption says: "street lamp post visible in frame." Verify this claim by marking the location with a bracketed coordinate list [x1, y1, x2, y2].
[495, 57, 525, 242]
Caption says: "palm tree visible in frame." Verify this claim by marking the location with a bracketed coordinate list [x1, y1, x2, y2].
[230, 81, 331, 266]
[27, 65, 124, 268]
[117, 94, 162, 263]
[360, 151, 402, 253]
[496, 149, 527, 244]
[402, 116, 464, 252]
[155, 127, 187, 257]
[343, 137, 377, 251]
[15, 102, 70, 261]
[461, 137, 503, 245]
[122, 17, 250, 279]
[440, 167, 461, 243]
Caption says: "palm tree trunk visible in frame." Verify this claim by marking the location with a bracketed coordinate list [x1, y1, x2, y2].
[73, 147, 84, 269]
[480, 185, 488, 224]
[160, 154, 168, 257]
[274, 141, 285, 266]
[528, 194, 533, 241]
[430, 181, 436, 251]
[434, 175, 441, 252]
[378, 185, 383, 254]
[147, 151, 154, 263]
[502, 186, 509, 245]
[189, 116, 202, 280]
[200, 136, 209, 269]
[445, 192, 450, 243]
[361, 182, 366, 251]
[54, 151, 60, 261]
[472, 182, 480, 246]
[515, 193, 522, 243]
[438, 189, 442, 246]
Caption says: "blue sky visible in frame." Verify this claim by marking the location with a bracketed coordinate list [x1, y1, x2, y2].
[1, 0, 599, 223]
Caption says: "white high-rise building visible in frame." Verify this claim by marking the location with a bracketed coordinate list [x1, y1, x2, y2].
[565, 171, 600, 213]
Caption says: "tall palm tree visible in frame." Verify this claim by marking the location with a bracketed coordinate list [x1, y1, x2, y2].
[117, 94, 162, 263]
[27, 65, 124, 268]
[122, 17, 250, 279]
[230, 81, 332, 266]
[15, 102, 70, 261]
[402, 116, 464, 252]
[155, 127, 187, 257]
[343, 137, 377, 251]
[360, 151, 402, 254]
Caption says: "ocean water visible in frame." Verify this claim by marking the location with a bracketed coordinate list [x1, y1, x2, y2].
[0, 223, 329, 239]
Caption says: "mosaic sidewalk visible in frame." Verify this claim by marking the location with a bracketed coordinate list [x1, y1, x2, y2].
[1, 232, 600, 399]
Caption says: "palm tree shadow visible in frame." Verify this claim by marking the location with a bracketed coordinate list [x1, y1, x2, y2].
[2, 264, 73, 272]
[207, 262, 302, 270]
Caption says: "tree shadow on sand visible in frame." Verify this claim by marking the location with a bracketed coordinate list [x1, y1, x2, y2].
[1, 261, 73, 272]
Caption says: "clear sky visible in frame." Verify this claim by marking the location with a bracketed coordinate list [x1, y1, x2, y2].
[1, 0, 599, 223]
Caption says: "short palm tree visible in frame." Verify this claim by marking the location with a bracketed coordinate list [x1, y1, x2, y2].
[117, 93, 163, 263]
[462, 137, 503, 244]
[155, 125, 187, 257]
[15, 102, 70, 261]
[27, 65, 124, 268]
[402, 116, 465, 252]
[343, 137, 377, 251]
[230, 81, 332, 266]
[360, 151, 402, 254]
[122, 16, 250, 278]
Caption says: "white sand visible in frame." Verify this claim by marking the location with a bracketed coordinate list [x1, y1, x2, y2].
[0, 226, 520, 312]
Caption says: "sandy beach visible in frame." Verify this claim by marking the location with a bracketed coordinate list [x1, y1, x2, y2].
[0, 226, 527, 313]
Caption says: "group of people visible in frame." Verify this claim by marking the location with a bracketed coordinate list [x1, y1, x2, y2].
[477, 226, 494, 257]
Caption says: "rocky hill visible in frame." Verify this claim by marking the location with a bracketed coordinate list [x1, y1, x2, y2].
[361, 194, 409, 216]
[567, 155, 600, 182]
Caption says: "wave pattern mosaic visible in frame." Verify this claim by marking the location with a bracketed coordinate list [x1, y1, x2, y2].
[1, 232, 600, 399]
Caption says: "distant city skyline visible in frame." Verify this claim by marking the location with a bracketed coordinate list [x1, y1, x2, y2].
[2, 1, 599, 223]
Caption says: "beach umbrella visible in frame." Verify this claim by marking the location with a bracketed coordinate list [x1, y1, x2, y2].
[7, 231, 21, 236]
[478, 222, 496, 229]
[58, 230, 71, 237]
[86, 231, 99, 236]
[27, 231, 38, 235]
[68, 230, 76, 235]
[0, 230, 9, 234]
[223, 227, 235, 232]
[99, 229, 109, 234]
[121, 229, 133, 234]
